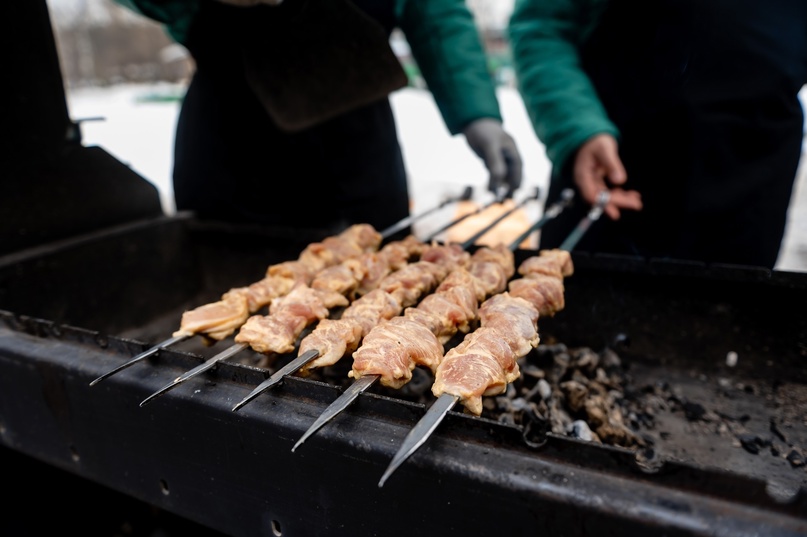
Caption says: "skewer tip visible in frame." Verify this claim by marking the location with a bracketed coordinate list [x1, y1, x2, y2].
[89, 334, 190, 387]
[139, 382, 176, 407]
[377, 394, 458, 488]
[232, 349, 320, 412]
[291, 374, 379, 453]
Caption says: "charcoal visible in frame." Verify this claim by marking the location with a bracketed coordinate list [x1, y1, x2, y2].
[770, 418, 788, 443]
[786, 448, 806, 468]
[568, 420, 594, 442]
[737, 434, 762, 455]
[682, 401, 707, 421]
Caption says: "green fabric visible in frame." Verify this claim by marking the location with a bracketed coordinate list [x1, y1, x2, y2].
[114, 0, 198, 44]
[116, 0, 501, 135]
[396, 0, 502, 134]
[508, 0, 619, 177]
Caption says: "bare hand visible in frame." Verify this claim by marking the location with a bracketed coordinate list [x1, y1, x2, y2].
[573, 134, 642, 219]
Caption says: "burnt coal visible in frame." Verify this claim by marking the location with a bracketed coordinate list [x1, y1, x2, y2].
[786, 448, 806, 468]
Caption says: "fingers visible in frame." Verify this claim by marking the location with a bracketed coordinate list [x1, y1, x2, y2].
[574, 134, 641, 220]
[503, 140, 523, 196]
[597, 139, 627, 186]
[485, 138, 523, 198]
[463, 119, 523, 198]
[603, 188, 643, 220]
[483, 144, 508, 195]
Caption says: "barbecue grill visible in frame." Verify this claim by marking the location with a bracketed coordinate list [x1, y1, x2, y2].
[2, 3, 806, 536]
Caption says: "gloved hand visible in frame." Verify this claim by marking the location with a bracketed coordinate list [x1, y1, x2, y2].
[463, 118, 523, 198]
[215, 0, 284, 6]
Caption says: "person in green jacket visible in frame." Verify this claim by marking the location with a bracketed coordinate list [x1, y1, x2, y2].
[509, 0, 807, 268]
[115, 0, 522, 237]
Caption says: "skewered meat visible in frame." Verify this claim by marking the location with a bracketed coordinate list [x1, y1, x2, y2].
[431, 249, 574, 415]
[172, 224, 382, 341]
[349, 245, 515, 389]
[298, 243, 471, 374]
[405, 273, 478, 342]
[310, 264, 364, 298]
[232, 237, 437, 358]
[297, 224, 382, 273]
[508, 250, 572, 317]
[432, 293, 540, 415]
[350, 316, 445, 390]
[298, 289, 400, 372]
[517, 248, 574, 279]
[172, 293, 250, 342]
[235, 284, 347, 355]
[508, 273, 565, 317]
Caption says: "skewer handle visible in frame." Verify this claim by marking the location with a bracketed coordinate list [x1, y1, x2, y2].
[379, 186, 474, 239]
[559, 190, 610, 252]
[507, 188, 575, 252]
[459, 186, 541, 250]
[424, 188, 509, 243]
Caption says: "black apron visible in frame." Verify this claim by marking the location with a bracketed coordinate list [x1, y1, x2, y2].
[173, 0, 410, 237]
[539, 0, 807, 268]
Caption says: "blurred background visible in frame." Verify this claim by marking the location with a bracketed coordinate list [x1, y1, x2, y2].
[44, 0, 807, 271]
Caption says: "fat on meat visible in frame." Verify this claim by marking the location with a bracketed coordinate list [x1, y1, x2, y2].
[350, 316, 444, 389]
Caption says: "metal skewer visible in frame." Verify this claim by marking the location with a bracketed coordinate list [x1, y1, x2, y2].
[231, 188, 540, 414]
[139, 342, 249, 407]
[376, 190, 609, 487]
[89, 334, 190, 387]
[90, 192, 475, 389]
[291, 191, 575, 454]
[509, 188, 575, 250]
[379, 185, 473, 239]
[422, 186, 510, 243]
[140, 192, 492, 406]
[458, 187, 541, 250]
[231, 349, 320, 411]
[560, 190, 609, 252]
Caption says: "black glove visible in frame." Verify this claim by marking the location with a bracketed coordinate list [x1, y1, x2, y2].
[463, 118, 523, 198]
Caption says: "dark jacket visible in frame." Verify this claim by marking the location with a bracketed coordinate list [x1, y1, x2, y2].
[508, 0, 807, 267]
[116, 0, 502, 133]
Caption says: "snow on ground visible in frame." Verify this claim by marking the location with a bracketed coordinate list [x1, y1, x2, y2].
[65, 82, 807, 272]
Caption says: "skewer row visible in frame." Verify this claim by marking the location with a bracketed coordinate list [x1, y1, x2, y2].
[90, 186, 608, 488]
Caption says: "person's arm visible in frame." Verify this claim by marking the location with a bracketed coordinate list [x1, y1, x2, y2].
[396, 0, 499, 134]
[508, 0, 617, 176]
[396, 0, 522, 196]
[114, 0, 200, 43]
[509, 0, 641, 218]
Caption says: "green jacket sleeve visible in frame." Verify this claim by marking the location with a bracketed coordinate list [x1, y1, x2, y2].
[114, 0, 199, 44]
[508, 0, 618, 176]
[396, 0, 502, 135]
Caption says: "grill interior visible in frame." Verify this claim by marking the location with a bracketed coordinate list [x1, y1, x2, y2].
[1, 214, 805, 537]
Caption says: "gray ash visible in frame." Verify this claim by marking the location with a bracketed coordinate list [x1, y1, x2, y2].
[481, 343, 645, 449]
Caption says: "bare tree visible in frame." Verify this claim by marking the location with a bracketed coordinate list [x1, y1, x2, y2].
[48, 0, 192, 88]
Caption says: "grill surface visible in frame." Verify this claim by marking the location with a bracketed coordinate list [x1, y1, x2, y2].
[1, 215, 805, 536]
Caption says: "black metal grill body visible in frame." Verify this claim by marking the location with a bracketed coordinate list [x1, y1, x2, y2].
[1, 216, 805, 537]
